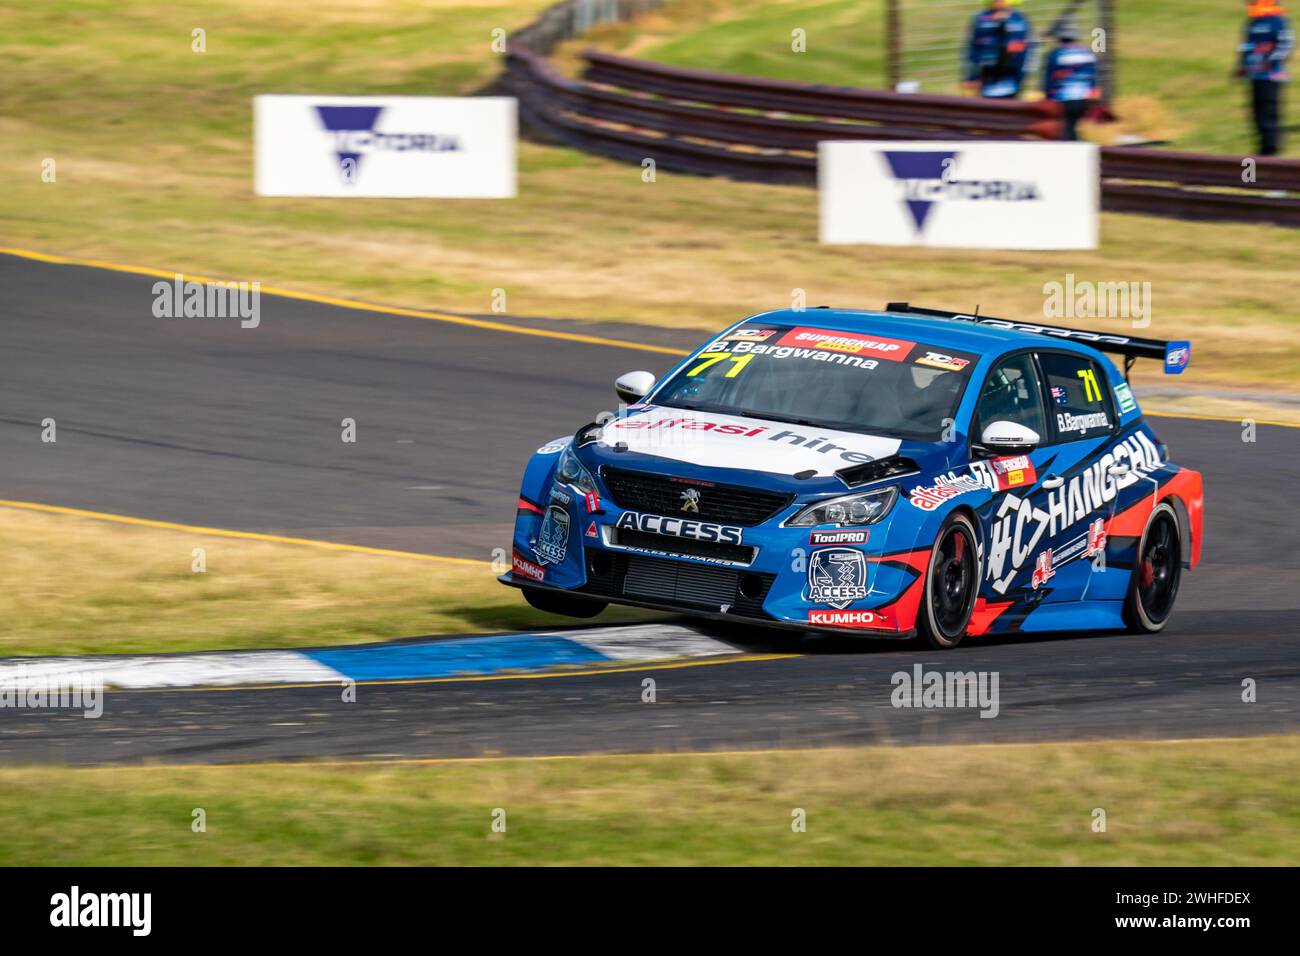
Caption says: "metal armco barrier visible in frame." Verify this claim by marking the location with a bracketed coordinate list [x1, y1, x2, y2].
[503, 8, 1300, 227]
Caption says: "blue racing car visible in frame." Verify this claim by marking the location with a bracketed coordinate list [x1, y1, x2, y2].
[500, 304, 1204, 648]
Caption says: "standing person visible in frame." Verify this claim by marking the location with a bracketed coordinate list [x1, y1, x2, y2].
[1043, 20, 1099, 141]
[1238, 0, 1294, 155]
[963, 0, 1033, 99]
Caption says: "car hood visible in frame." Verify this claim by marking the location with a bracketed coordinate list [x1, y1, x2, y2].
[595, 405, 910, 479]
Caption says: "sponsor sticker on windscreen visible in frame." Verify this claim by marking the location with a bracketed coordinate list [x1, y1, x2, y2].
[776, 327, 914, 359]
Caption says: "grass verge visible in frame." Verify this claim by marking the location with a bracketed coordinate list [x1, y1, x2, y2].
[1, 737, 1296, 864]
[0, 504, 654, 657]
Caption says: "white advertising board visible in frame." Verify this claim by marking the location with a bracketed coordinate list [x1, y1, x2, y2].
[255, 95, 516, 198]
[819, 140, 1098, 250]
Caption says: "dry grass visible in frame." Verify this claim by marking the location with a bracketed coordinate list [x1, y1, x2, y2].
[1, 0, 1296, 397]
[0, 504, 651, 656]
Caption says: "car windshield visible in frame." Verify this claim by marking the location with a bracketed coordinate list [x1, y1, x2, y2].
[654, 323, 977, 440]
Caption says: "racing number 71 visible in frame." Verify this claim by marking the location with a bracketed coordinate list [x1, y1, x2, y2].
[687, 352, 754, 378]
[1076, 367, 1102, 403]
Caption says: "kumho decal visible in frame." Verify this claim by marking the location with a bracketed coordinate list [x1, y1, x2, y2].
[512, 551, 545, 582]
[809, 608, 889, 629]
[986, 433, 1161, 594]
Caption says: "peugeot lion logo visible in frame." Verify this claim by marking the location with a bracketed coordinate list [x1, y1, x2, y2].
[679, 488, 701, 513]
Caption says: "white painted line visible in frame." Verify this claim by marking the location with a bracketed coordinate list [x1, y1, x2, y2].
[554, 624, 739, 661]
[0, 652, 347, 689]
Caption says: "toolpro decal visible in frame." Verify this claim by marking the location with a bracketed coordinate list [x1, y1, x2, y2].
[776, 327, 914, 359]
[807, 548, 870, 608]
[986, 433, 1159, 594]
[809, 529, 870, 546]
[615, 511, 744, 545]
[535, 505, 570, 565]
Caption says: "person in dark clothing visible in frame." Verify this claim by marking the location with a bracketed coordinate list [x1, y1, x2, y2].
[1237, 0, 1294, 155]
[963, 0, 1033, 99]
[1042, 20, 1099, 141]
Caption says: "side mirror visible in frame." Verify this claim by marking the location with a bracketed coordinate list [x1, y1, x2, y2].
[614, 370, 656, 405]
[979, 421, 1041, 454]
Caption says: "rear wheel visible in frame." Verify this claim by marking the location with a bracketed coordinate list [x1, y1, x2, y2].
[917, 512, 980, 649]
[521, 586, 607, 619]
[1124, 502, 1181, 633]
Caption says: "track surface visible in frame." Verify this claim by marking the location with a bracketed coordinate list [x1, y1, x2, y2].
[2, 253, 1299, 765]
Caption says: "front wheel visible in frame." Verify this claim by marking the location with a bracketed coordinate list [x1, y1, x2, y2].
[917, 512, 980, 649]
[1123, 502, 1182, 633]
[521, 586, 607, 619]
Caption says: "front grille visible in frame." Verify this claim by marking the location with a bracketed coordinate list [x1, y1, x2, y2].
[600, 467, 792, 526]
[611, 527, 756, 565]
[625, 557, 739, 606]
[581, 553, 775, 618]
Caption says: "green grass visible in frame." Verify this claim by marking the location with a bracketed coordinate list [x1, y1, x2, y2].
[0, 505, 656, 656]
[2, 738, 1297, 864]
[573, 0, 1295, 155]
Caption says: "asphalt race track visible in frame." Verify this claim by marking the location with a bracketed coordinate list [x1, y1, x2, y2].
[2, 252, 1298, 765]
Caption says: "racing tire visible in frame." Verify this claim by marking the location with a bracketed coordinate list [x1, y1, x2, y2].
[1123, 502, 1182, 633]
[521, 586, 607, 619]
[917, 511, 981, 650]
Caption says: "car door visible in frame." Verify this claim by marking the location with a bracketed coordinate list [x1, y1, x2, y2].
[968, 351, 1063, 602]
[1027, 349, 1123, 603]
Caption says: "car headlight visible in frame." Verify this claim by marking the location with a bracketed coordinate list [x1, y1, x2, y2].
[555, 444, 598, 495]
[784, 487, 898, 527]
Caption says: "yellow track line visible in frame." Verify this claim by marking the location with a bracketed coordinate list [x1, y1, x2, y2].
[0, 498, 491, 568]
[0, 246, 690, 358]
[1144, 408, 1300, 429]
[61, 735, 1280, 774]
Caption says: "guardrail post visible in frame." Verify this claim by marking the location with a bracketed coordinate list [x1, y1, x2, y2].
[885, 0, 902, 91]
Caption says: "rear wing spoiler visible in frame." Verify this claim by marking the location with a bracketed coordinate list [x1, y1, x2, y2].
[884, 303, 1190, 377]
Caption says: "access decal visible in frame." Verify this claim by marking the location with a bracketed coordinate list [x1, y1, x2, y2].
[615, 511, 744, 545]
[806, 548, 870, 608]
[534, 504, 571, 565]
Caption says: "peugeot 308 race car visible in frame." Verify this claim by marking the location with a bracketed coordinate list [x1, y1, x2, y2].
[500, 304, 1204, 648]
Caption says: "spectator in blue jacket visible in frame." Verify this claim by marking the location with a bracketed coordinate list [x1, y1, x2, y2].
[963, 0, 1033, 99]
[1238, 0, 1294, 155]
[1043, 20, 1099, 141]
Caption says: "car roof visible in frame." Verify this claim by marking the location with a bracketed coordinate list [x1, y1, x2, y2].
[740, 307, 1093, 359]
